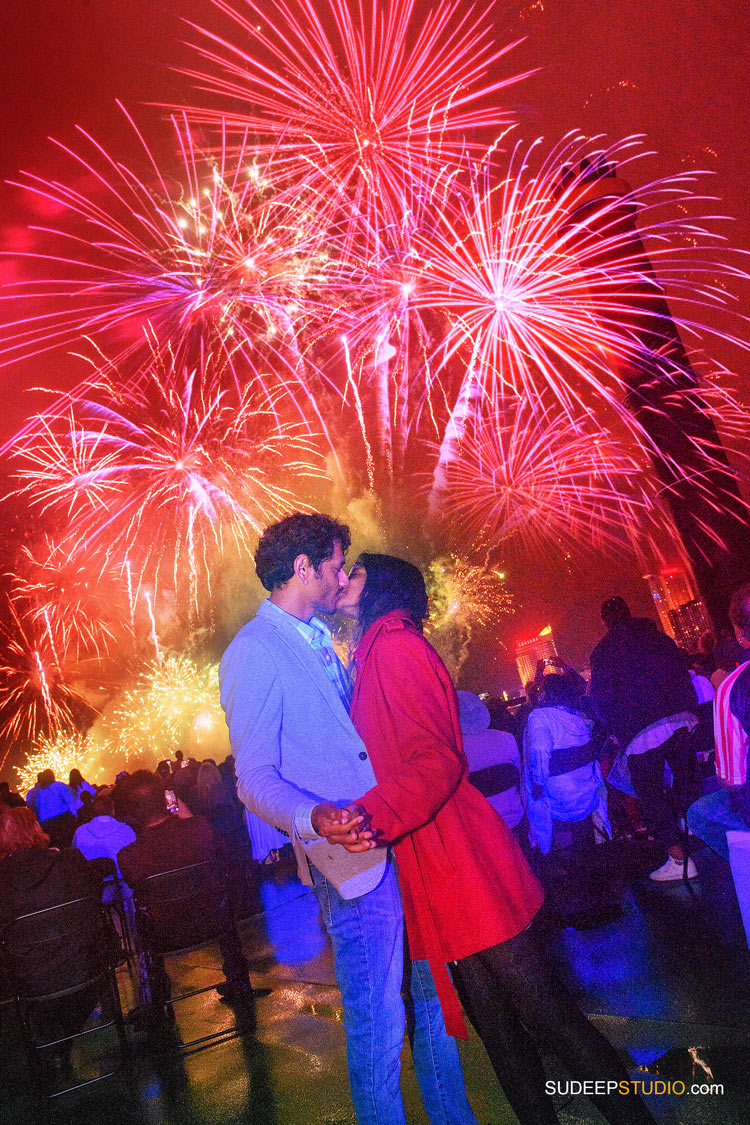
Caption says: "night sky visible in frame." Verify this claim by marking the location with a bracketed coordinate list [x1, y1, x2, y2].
[1, 0, 748, 691]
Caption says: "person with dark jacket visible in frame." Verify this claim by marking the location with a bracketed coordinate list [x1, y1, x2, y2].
[0, 806, 107, 1046]
[590, 596, 699, 881]
[114, 770, 254, 1028]
[26, 769, 77, 848]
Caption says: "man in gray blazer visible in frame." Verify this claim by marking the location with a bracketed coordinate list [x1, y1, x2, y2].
[220, 513, 476, 1125]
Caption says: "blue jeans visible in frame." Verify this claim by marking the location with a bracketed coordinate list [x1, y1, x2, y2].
[687, 789, 748, 860]
[311, 863, 476, 1125]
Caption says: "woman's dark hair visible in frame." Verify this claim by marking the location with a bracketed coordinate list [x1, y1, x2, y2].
[69, 769, 83, 788]
[254, 513, 352, 591]
[356, 553, 429, 638]
[729, 584, 750, 637]
[541, 674, 576, 710]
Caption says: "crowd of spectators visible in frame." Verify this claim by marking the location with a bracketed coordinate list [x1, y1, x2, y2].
[1, 582, 749, 1084]
[0, 751, 258, 1063]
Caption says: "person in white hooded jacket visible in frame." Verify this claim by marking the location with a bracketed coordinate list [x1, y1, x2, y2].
[523, 674, 614, 927]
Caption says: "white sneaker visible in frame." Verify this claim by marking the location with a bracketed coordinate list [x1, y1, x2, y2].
[649, 855, 697, 881]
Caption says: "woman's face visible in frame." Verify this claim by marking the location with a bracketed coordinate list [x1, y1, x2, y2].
[335, 565, 367, 619]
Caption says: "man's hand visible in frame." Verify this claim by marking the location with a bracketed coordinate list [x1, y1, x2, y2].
[311, 801, 376, 850]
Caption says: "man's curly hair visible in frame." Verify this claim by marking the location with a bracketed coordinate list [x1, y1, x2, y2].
[254, 513, 351, 591]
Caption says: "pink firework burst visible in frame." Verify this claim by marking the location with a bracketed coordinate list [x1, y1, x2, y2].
[412, 134, 748, 434]
[184, 0, 527, 226]
[430, 400, 665, 558]
[11, 354, 327, 611]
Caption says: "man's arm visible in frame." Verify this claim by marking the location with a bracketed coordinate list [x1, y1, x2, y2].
[220, 633, 369, 844]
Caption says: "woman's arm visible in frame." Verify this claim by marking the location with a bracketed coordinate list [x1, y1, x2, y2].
[354, 630, 465, 842]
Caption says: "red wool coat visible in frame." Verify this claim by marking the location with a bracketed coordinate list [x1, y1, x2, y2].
[354, 610, 544, 1038]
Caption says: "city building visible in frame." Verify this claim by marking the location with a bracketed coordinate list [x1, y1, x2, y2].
[515, 624, 557, 688]
[644, 565, 711, 646]
[668, 599, 713, 652]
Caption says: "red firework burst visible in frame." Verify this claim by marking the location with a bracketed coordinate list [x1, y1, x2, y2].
[10, 353, 327, 610]
[0, 600, 92, 766]
[430, 400, 665, 558]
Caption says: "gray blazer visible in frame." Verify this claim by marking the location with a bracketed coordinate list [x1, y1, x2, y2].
[219, 599, 386, 893]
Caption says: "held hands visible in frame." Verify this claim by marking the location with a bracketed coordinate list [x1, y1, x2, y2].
[310, 801, 379, 852]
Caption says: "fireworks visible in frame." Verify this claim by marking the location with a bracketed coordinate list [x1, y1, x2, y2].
[15, 732, 101, 796]
[0, 108, 339, 412]
[103, 655, 227, 763]
[413, 135, 749, 504]
[1, 1, 749, 758]
[0, 600, 94, 767]
[9, 537, 129, 662]
[11, 353, 326, 610]
[425, 553, 514, 677]
[185, 0, 527, 226]
[427, 554, 514, 631]
[431, 402, 660, 558]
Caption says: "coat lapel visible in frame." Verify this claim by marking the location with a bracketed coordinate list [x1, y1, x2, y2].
[256, 601, 355, 734]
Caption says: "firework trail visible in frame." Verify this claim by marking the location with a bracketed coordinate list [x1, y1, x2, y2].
[429, 400, 664, 558]
[184, 0, 527, 231]
[10, 352, 327, 610]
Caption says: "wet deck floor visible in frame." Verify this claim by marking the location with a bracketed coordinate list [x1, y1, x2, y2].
[1, 836, 749, 1124]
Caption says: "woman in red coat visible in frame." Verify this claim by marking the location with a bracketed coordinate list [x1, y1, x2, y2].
[336, 554, 654, 1125]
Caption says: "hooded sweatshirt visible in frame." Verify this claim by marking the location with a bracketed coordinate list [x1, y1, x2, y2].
[73, 815, 136, 877]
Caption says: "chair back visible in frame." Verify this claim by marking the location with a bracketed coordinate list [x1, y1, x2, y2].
[548, 740, 595, 778]
[132, 860, 232, 956]
[1, 896, 114, 1000]
[469, 762, 520, 798]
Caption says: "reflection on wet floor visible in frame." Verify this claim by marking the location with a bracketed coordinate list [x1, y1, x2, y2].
[1, 837, 749, 1124]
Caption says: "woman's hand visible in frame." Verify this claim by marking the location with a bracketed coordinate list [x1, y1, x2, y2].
[311, 801, 376, 849]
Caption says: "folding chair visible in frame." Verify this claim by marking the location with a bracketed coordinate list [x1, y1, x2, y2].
[1, 896, 130, 1109]
[132, 860, 254, 1051]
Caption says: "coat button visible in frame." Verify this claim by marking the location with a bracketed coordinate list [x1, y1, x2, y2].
[358, 751, 368, 760]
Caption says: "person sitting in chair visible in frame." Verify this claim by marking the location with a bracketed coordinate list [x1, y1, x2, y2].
[114, 770, 254, 1030]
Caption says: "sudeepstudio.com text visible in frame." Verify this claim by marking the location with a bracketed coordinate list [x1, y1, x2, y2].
[546, 1079, 724, 1097]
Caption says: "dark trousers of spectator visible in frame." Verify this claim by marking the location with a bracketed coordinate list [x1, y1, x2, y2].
[450, 917, 655, 1125]
[537, 816, 602, 917]
[627, 728, 700, 852]
[146, 926, 252, 1016]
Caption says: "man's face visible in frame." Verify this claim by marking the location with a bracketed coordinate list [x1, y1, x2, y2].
[309, 540, 349, 614]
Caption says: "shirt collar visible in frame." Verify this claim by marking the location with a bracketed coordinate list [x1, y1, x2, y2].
[265, 598, 332, 645]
